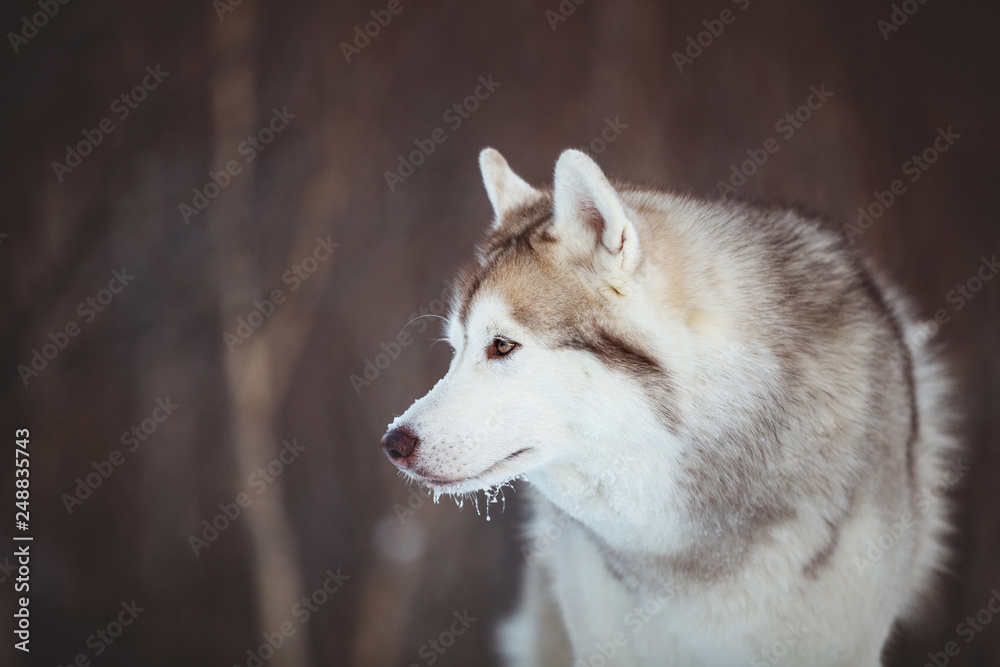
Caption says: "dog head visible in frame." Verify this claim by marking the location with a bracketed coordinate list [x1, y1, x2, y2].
[381, 148, 678, 505]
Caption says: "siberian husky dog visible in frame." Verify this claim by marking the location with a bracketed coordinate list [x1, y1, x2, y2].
[380, 148, 957, 666]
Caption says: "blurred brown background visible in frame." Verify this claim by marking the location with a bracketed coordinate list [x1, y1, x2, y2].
[1, 0, 998, 665]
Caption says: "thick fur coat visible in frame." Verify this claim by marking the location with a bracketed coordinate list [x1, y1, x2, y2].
[381, 148, 958, 666]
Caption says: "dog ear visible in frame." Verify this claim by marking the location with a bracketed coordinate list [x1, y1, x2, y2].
[551, 149, 639, 279]
[479, 148, 540, 227]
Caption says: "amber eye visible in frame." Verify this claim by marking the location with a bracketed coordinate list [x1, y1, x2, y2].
[488, 337, 518, 359]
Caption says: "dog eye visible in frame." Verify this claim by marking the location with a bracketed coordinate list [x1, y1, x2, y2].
[488, 337, 518, 359]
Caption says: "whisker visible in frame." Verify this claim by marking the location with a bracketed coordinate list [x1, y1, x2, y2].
[428, 337, 454, 349]
[399, 313, 448, 338]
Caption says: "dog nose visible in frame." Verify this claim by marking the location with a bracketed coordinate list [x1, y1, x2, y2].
[381, 428, 419, 468]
